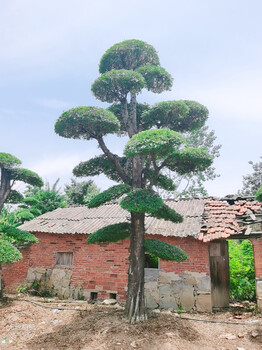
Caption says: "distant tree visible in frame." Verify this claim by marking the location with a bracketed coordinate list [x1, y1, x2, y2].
[64, 178, 100, 205]
[20, 179, 67, 219]
[255, 186, 262, 202]
[238, 157, 262, 196]
[55, 40, 212, 322]
[167, 125, 221, 197]
[0, 152, 43, 297]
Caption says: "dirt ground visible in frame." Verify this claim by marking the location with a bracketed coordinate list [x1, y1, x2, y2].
[0, 295, 262, 350]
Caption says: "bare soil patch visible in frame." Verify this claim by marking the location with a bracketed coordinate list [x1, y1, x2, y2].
[0, 296, 262, 350]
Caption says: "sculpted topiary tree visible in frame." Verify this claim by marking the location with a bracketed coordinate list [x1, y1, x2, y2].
[0, 152, 43, 296]
[55, 40, 212, 323]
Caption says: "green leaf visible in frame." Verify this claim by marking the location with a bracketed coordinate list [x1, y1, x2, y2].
[124, 128, 184, 157]
[0, 224, 38, 243]
[136, 65, 173, 93]
[99, 39, 160, 73]
[0, 152, 21, 168]
[142, 100, 208, 131]
[73, 155, 129, 183]
[8, 168, 43, 187]
[255, 186, 262, 202]
[0, 239, 22, 264]
[165, 148, 213, 174]
[150, 204, 183, 223]
[5, 190, 24, 204]
[87, 222, 131, 243]
[55, 106, 120, 140]
[107, 102, 150, 135]
[88, 184, 131, 208]
[120, 189, 163, 214]
[144, 239, 187, 261]
[91, 70, 145, 103]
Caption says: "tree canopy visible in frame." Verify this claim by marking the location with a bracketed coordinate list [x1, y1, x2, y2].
[238, 157, 262, 197]
[0, 153, 42, 269]
[55, 39, 213, 323]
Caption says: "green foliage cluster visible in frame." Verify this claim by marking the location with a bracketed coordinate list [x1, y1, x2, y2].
[92, 69, 145, 103]
[149, 171, 176, 191]
[136, 66, 173, 93]
[0, 223, 38, 264]
[124, 129, 184, 157]
[0, 225, 38, 244]
[150, 203, 183, 223]
[0, 153, 21, 168]
[21, 181, 67, 216]
[88, 184, 131, 208]
[144, 239, 187, 261]
[0, 153, 43, 266]
[166, 148, 213, 175]
[99, 39, 160, 73]
[55, 107, 120, 140]
[5, 190, 24, 204]
[7, 168, 43, 187]
[0, 239, 22, 264]
[87, 222, 131, 244]
[120, 189, 163, 214]
[107, 102, 149, 135]
[255, 186, 262, 202]
[238, 157, 262, 197]
[64, 178, 100, 205]
[228, 240, 255, 301]
[141, 100, 208, 132]
[73, 155, 128, 183]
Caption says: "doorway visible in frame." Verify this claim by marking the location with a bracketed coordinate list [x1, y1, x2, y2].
[209, 239, 256, 310]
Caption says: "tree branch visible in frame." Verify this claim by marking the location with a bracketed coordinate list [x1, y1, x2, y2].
[0, 169, 11, 213]
[97, 136, 131, 184]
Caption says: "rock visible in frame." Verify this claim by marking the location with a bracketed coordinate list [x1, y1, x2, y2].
[251, 330, 259, 338]
[152, 309, 160, 313]
[130, 341, 137, 347]
[237, 348, 246, 350]
[102, 298, 117, 305]
[219, 333, 236, 340]
[237, 333, 246, 338]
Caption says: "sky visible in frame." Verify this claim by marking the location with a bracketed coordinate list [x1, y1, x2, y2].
[1, 0, 261, 197]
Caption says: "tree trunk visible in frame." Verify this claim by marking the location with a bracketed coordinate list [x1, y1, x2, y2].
[124, 154, 147, 323]
[0, 169, 11, 213]
[124, 212, 147, 323]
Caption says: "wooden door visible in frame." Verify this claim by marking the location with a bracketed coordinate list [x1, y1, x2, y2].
[209, 241, 229, 308]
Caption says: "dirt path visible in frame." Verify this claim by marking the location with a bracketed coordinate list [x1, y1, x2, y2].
[0, 296, 262, 350]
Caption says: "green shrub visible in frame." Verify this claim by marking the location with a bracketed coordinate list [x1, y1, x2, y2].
[228, 240, 255, 301]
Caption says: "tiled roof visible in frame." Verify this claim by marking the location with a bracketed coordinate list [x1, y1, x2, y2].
[198, 199, 262, 242]
[19, 198, 262, 241]
[19, 199, 205, 238]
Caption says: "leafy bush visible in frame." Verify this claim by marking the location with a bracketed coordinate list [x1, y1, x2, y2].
[228, 240, 255, 301]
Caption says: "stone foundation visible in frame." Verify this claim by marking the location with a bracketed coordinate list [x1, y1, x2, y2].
[26, 267, 84, 299]
[144, 269, 212, 312]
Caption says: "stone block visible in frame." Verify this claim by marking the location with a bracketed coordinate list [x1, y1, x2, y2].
[158, 271, 180, 284]
[180, 286, 195, 311]
[256, 280, 262, 295]
[196, 294, 212, 312]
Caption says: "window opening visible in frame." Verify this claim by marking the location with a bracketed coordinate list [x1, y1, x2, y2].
[145, 253, 159, 269]
[55, 252, 73, 266]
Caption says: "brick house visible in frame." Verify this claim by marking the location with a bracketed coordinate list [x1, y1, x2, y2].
[3, 198, 262, 312]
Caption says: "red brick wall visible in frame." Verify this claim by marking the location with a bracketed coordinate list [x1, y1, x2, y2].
[2, 232, 210, 299]
[151, 235, 210, 274]
[250, 237, 262, 278]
